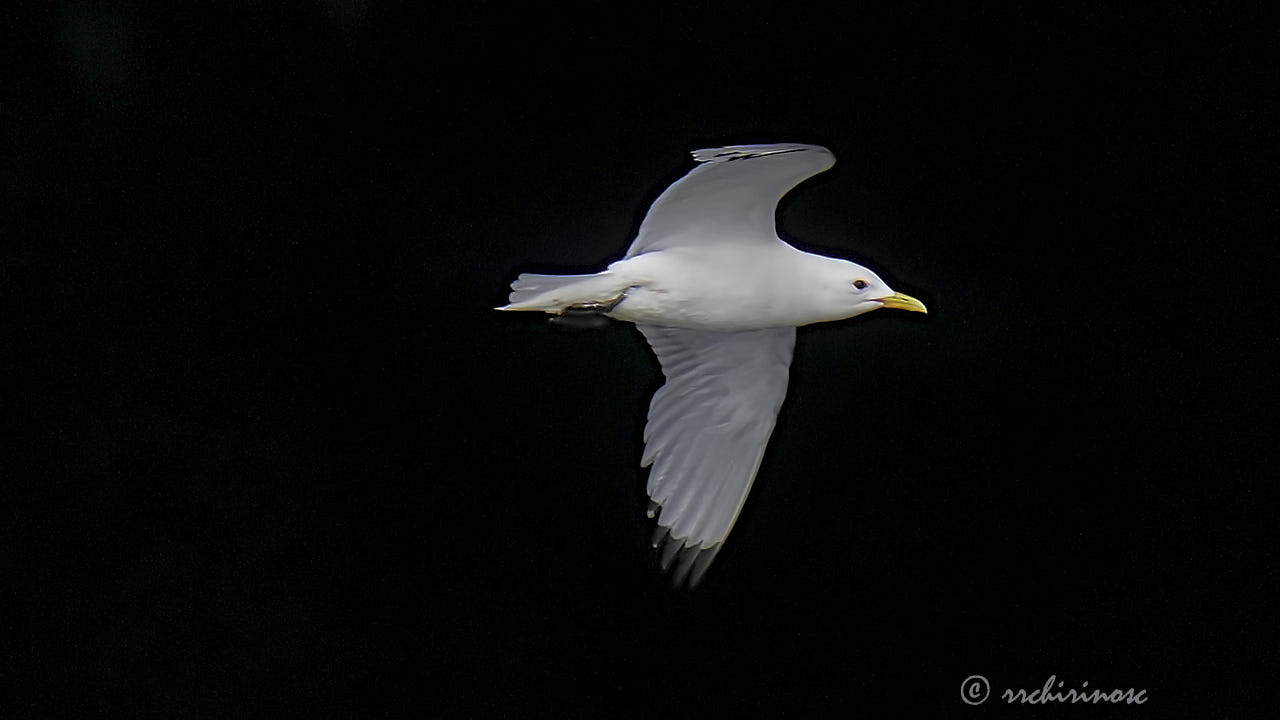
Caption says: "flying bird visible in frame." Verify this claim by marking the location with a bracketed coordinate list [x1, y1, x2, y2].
[499, 143, 926, 587]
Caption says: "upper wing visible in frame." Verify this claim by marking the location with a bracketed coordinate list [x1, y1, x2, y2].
[637, 324, 796, 586]
[625, 143, 836, 258]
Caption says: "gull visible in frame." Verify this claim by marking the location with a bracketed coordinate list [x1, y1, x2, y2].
[499, 143, 926, 587]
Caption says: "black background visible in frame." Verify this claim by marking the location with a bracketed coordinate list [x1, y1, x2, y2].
[4, 2, 1277, 717]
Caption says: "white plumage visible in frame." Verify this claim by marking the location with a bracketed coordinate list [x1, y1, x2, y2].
[500, 143, 926, 586]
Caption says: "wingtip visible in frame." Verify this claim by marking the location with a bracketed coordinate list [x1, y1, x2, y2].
[649, 523, 722, 589]
[690, 143, 832, 163]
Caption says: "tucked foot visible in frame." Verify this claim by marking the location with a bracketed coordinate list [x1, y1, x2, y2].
[560, 293, 624, 314]
[548, 292, 625, 330]
[548, 312, 611, 330]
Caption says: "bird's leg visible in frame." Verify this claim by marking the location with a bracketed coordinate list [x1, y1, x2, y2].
[545, 289, 624, 330]
[560, 292, 625, 315]
[549, 291, 626, 329]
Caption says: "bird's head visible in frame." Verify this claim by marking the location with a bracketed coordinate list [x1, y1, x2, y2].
[810, 258, 928, 322]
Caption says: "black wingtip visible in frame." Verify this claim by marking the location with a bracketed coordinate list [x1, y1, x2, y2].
[649, 522, 722, 590]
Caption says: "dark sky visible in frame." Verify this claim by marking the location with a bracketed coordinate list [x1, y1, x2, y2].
[5, 2, 1277, 717]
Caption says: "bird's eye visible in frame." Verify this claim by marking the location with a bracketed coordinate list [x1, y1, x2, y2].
[853, 279, 868, 290]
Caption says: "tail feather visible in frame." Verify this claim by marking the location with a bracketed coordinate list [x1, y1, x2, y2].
[505, 273, 596, 305]
[497, 271, 628, 313]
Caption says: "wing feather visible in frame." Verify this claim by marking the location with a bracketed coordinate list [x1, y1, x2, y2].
[625, 144, 835, 258]
[637, 324, 796, 585]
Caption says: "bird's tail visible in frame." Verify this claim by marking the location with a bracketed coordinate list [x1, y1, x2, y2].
[496, 271, 629, 313]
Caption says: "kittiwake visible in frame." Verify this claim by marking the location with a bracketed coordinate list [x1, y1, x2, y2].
[499, 143, 926, 587]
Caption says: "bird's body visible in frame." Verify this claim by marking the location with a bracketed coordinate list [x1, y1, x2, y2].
[499, 143, 925, 586]
[564, 244, 859, 330]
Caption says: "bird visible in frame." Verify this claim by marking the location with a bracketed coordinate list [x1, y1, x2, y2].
[498, 143, 926, 587]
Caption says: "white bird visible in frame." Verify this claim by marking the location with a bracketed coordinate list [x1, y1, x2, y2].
[499, 143, 926, 587]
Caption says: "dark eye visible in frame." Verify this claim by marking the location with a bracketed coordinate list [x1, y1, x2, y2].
[853, 279, 868, 290]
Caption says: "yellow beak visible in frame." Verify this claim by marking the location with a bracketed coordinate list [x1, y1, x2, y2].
[877, 292, 928, 313]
